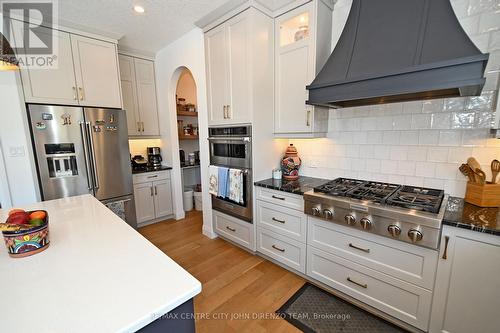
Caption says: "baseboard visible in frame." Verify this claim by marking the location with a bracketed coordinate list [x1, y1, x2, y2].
[202, 226, 218, 239]
[137, 214, 174, 228]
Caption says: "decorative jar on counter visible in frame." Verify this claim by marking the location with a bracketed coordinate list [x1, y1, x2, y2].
[281, 144, 301, 180]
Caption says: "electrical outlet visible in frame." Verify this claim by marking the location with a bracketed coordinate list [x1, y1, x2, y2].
[8, 146, 25, 157]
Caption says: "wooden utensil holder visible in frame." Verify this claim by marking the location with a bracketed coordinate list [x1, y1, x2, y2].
[465, 182, 500, 207]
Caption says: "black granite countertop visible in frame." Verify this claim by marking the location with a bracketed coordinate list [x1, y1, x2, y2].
[443, 197, 500, 236]
[254, 177, 330, 195]
[132, 166, 173, 174]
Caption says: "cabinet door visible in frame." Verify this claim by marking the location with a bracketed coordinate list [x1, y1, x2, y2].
[429, 228, 500, 333]
[205, 24, 229, 125]
[153, 179, 173, 218]
[118, 55, 141, 136]
[71, 35, 122, 108]
[274, 4, 315, 134]
[134, 58, 159, 136]
[226, 12, 250, 124]
[133, 183, 155, 223]
[19, 28, 79, 105]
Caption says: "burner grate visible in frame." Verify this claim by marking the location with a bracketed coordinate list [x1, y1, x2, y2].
[314, 178, 365, 196]
[386, 186, 444, 213]
[345, 181, 400, 204]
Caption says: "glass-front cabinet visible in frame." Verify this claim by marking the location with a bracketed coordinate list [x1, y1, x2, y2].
[274, 0, 333, 138]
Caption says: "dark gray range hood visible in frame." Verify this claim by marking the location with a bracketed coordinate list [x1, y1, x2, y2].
[306, 0, 489, 108]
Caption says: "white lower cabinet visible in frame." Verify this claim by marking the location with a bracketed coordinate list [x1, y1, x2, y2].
[307, 246, 433, 331]
[133, 171, 173, 224]
[257, 227, 306, 273]
[429, 226, 500, 333]
[214, 210, 255, 251]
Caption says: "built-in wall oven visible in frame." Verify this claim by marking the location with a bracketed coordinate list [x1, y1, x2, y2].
[208, 125, 252, 222]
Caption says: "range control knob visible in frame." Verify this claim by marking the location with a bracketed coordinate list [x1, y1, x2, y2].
[311, 207, 321, 216]
[323, 209, 334, 219]
[359, 218, 372, 230]
[387, 225, 401, 237]
[345, 215, 356, 225]
[408, 229, 423, 243]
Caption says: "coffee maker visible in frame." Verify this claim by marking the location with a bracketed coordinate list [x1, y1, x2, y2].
[147, 147, 162, 169]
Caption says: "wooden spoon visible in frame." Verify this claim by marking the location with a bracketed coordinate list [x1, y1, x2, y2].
[467, 157, 482, 174]
[491, 159, 500, 184]
[459, 163, 476, 182]
[475, 168, 486, 185]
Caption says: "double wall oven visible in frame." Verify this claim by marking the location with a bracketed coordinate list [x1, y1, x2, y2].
[208, 126, 252, 222]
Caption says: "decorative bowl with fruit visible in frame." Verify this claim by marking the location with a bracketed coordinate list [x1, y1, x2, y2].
[1, 209, 50, 258]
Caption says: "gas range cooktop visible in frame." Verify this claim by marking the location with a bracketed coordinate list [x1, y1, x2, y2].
[305, 178, 448, 249]
[314, 178, 444, 213]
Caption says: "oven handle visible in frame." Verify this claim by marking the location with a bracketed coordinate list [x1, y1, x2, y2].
[208, 137, 251, 142]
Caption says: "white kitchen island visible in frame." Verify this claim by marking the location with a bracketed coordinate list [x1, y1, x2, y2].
[0, 194, 201, 333]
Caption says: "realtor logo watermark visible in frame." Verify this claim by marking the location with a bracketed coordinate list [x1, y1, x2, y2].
[1, 0, 59, 69]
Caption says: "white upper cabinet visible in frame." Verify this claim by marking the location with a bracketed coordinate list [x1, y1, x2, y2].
[274, 0, 332, 138]
[205, 8, 270, 126]
[71, 35, 122, 108]
[20, 27, 122, 109]
[118, 55, 140, 136]
[118, 55, 160, 137]
[20, 28, 79, 105]
[429, 226, 500, 333]
[134, 58, 160, 136]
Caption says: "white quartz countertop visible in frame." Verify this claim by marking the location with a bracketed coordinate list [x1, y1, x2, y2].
[0, 195, 201, 333]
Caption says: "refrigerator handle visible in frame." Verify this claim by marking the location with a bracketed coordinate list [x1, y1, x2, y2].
[79, 122, 93, 190]
[85, 122, 100, 190]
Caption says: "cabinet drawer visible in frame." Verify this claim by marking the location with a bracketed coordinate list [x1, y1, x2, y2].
[308, 217, 438, 289]
[133, 170, 170, 184]
[214, 210, 254, 251]
[256, 200, 306, 242]
[257, 228, 306, 273]
[255, 187, 304, 211]
[307, 246, 432, 331]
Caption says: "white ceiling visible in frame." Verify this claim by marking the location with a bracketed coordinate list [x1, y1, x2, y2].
[57, 0, 304, 56]
[57, 0, 230, 55]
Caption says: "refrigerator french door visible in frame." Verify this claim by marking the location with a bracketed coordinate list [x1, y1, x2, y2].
[28, 105, 137, 228]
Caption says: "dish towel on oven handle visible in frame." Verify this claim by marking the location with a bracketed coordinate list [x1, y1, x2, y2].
[218, 166, 229, 198]
[228, 168, 244, 204]
[208, 165, 219, 196]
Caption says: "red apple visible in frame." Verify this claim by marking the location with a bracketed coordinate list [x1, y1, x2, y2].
[7, 212, 30, 224]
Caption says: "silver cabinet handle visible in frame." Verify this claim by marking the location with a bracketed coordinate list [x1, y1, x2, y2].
[79, 122, 93, 190]
[154, 186, 157, 196]
[141, 122, 145, 132]
[442, 236, 450, 260]
[147, 175, 158, 179]
[72, 87, 77, 100]
[223, 105, 227, 119]
[306, 110, 311, 126]
[347, 277, 367, 288]
[349, 243, 370, 253]
[272, 217, 285, 224]
[272, 244, 285, 252]
[78, 87, 84, 101]
[227, 105, 231, 119]
[85, 122, 99, 189]
[150, 186, 153, 196]
[226, 226, 236, 232]
[137, 122, 141, 133]
[272, 195, 285, 201]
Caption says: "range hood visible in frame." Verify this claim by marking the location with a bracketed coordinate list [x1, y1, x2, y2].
[306, 0, 489, 108]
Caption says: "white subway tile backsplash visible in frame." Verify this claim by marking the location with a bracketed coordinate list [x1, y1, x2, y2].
[435, 163, 459, 180]
[439, 130, 463, 146]
[294, 1, 498, 198]
[418, 130, 440, 145]
[428, 147, 450, 162]
[412, 114, 432, 129]
[400, 130, 420, 145]
[416, 162, 437, 177]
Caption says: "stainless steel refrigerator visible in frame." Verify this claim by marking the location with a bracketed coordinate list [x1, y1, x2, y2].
[28, 104, 137, 228]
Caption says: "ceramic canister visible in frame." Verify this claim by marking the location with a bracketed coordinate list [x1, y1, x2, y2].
[281, 144, 301, 180]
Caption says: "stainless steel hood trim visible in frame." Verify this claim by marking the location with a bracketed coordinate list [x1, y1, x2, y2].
[307, 0, 490, 108]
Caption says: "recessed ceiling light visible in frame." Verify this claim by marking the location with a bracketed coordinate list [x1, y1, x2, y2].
[133, 5, 145, 13]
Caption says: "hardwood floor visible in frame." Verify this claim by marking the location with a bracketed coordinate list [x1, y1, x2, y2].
[139, 211, 304, 333]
